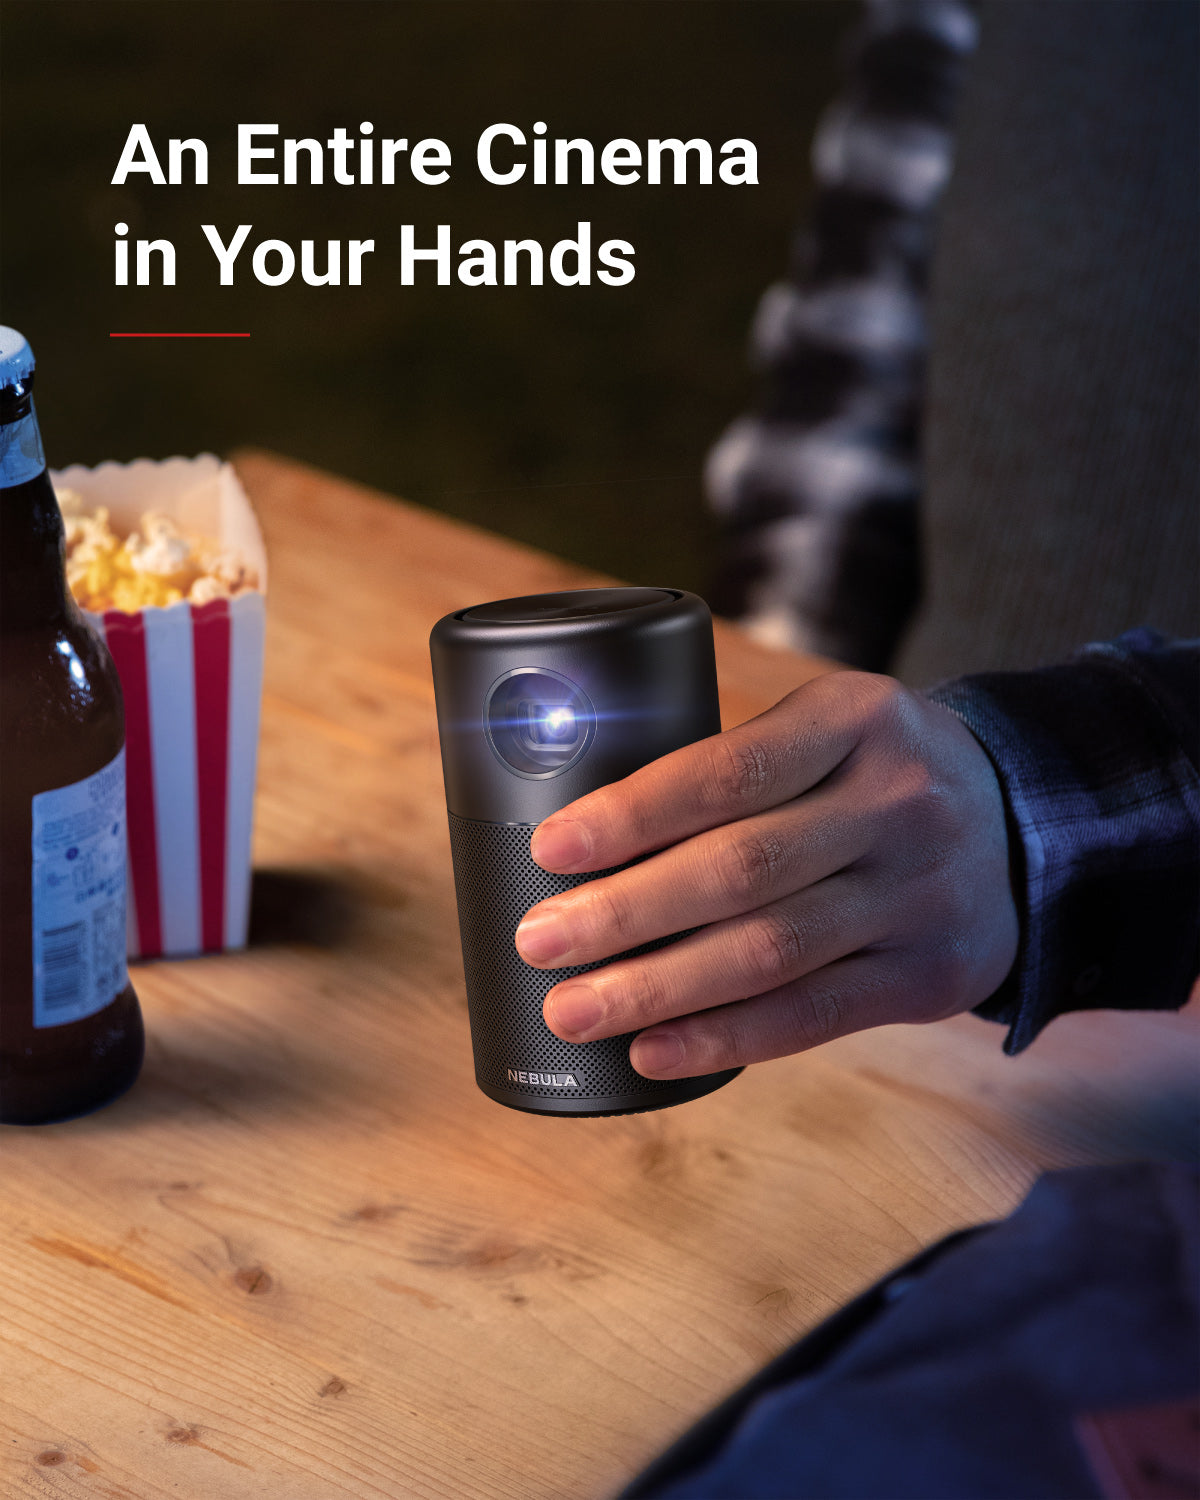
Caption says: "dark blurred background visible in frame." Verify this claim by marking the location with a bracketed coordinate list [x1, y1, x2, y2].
[1, 0, 847, 594]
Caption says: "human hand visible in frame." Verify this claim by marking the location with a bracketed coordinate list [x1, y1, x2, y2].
[514, 671, 1019, 1078]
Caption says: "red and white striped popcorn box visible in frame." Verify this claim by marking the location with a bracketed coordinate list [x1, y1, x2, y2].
[51, 455, 267, 960]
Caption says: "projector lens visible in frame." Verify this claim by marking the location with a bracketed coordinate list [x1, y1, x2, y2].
[536, 706, 575, 741]
[485, 669, 595, 776]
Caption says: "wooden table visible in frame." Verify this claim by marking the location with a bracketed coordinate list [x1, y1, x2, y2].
[3, 452, 1197, 1499]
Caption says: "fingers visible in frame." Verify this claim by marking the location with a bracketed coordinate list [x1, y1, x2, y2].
[530, 672, 872, 874]
[626, 952, 912, 1078]
[516, 783, 869, 968]
[542, 869, 880, 1044]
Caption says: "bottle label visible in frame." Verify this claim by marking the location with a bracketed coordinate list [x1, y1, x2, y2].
[0, 408, 46, 487]
[31, 748, 129, 1029]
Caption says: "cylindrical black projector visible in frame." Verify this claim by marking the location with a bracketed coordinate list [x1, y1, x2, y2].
[430, 587, 742, 1116]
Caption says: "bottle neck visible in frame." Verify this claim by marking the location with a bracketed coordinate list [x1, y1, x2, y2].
[0, 406, 46, 487]
[1, 402, 72, 625]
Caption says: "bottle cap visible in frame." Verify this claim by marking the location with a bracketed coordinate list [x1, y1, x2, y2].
[0, 327, 35, 396]
[0, 326, 37, 436]
[0, 328, 37, 430]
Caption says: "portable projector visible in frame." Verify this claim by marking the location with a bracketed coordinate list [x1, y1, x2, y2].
[430, 587, 742, 1116]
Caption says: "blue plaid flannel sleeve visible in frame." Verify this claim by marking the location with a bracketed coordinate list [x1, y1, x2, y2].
[927, 630, 1200, 1054]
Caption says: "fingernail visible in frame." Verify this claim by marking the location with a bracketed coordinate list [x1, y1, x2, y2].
[515, 912, 569, 966]
[630, 1031, 684, 1076]
[546, 982, 603, 1039]
[531, 817, 591, 871]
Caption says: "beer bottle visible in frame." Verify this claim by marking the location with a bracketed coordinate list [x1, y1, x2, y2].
[0, 327, 143, 1123]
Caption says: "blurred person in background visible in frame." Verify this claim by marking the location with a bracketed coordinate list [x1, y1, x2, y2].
[706, 0, 1197, 682]
[511, 3, 1199, 1495]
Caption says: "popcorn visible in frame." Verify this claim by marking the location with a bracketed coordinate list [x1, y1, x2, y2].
[55, 489, 260, 614]
[126, 511, 193, 580]
[187, 575, 232, 606]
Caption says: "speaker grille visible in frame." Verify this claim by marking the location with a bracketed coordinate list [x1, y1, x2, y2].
[447, 814, 687, 1101]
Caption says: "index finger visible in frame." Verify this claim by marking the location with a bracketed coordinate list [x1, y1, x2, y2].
[530, 670, 868, 873]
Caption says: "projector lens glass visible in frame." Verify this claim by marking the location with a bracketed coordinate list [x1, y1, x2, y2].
[534, 705, 575, 741]
[486, 670, 595, 776]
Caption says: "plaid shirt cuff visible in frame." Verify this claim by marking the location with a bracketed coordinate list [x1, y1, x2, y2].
[927, 631, 1200, 1054]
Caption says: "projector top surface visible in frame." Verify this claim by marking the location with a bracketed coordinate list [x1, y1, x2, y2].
[461, 587, 674, 625]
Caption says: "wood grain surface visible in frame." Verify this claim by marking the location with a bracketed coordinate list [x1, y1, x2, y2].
[2, 451, 1196, 1499]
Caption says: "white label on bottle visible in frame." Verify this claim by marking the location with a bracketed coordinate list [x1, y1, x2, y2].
[31, 748, 129, 1029]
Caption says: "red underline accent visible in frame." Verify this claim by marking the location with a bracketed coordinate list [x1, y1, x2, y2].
[109, 332, 251, 338]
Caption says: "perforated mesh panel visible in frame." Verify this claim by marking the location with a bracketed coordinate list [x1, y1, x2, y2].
[447, 814, 686, 1102]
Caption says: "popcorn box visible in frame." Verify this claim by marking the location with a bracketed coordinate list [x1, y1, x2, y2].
[51, 455, 267, 959]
